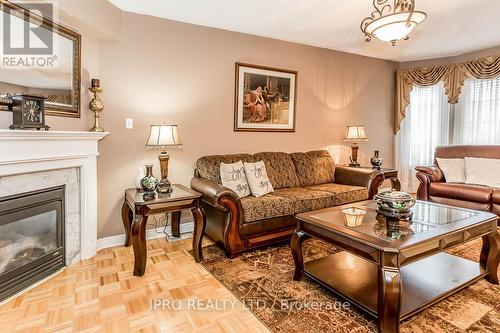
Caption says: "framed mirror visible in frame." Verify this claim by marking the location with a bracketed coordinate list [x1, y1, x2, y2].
[0, 1, 81, 117]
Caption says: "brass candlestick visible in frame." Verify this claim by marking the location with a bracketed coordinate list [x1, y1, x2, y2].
[88, 86, 104, 132]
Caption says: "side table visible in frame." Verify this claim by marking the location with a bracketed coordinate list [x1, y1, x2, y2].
[121, 184, 205, 276]
[362, 167, 401, 191]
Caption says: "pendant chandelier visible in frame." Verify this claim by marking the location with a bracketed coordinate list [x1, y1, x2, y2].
[360, 0, 427, 46]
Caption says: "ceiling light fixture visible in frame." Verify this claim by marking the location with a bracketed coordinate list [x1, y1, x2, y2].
[360, 0, 426, 46]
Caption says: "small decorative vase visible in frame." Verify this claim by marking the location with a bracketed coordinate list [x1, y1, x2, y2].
[140, 165, 158, 200]
[370, 150, 383, 169]
[135, 167, 145, 191]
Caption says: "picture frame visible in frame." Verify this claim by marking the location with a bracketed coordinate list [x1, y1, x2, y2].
[234, 62, 297, 132]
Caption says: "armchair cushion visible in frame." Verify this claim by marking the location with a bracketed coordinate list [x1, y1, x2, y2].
[290, 150, 335, 187]
[196, 153, 255, 184]
[240, 194, 294, 223]
[273, 188, 334, 213]
[306, 183, 368, 205]
[493, 189, 500, 205]
[253, 152, 299, 189]
[429, 183, 493, 203]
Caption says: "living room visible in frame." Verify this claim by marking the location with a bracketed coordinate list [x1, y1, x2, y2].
[0, 0, 498, 332]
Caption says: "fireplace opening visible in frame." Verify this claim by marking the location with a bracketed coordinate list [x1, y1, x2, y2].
[0, 186, 65, 302]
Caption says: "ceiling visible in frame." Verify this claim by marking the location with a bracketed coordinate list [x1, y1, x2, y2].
[107, 0, 500, 62]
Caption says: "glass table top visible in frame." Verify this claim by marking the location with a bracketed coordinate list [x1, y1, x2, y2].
[308, 201, 481, 241]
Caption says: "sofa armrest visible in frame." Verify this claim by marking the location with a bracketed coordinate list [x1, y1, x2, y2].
[415, 165, 444, 183]
[415, 165, 444, 201]
[334, 167, 384, 199]
[190, 177, 241, 211]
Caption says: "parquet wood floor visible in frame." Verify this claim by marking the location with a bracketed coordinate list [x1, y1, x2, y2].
[0, 236, 270, 333]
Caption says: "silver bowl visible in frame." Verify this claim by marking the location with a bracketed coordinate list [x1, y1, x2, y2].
[374, 191, 415, 219]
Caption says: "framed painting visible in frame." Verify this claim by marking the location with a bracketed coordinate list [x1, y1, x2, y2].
[234, 62, 297, 132]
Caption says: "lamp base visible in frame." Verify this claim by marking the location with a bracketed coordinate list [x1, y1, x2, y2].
[349, 162, 361, 168]
[157, 178, 173, 194]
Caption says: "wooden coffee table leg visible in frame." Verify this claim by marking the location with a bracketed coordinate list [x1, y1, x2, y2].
[291, 230, 308, 281]
[377, 266, 401, 333]
[171, 211, 181, 237]
[480, 232, 500, 284]
[191, 206, 206, 263]
[121, 201, 133, 247]
[132, 215, 148, 276]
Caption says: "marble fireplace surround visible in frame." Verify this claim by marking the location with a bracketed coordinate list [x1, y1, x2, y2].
[0, 130, 108, 262]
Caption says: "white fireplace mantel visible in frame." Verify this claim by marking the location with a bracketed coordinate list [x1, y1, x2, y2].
[0, 130, 109, 260]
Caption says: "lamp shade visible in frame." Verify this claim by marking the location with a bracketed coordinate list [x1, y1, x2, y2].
[343, 125, 367, 142]
[145, 125, 182, 148]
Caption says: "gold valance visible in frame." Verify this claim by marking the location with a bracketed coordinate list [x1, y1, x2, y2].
[395, 55, 500, 134]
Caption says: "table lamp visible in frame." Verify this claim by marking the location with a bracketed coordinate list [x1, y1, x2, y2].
[343, 125, 367, 167]
[145, 124, 183, 194]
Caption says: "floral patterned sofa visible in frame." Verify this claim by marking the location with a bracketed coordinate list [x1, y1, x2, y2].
[191, 150, 383, 258]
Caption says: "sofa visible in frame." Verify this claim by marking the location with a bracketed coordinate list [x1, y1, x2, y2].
[416, 145, 500, 215]
[191, 150, 384, 258]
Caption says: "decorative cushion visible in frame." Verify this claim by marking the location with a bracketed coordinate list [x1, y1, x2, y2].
[244, 161, 274, 197]
[253, 152, 299, 189]
[196, 154, 254, 184]
[436, 158, 465, 183]
[290, 150, 335, 187]
[306, 183, 368, 205]
[272, 188, 335, 213]
[465, 157, 500, 188]
[240, 194, 294, 223]
[220, 161, 250, 197]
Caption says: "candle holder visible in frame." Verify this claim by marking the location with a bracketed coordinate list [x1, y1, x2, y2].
[88, 80, 104, 132]
[342, 207, 366, 227]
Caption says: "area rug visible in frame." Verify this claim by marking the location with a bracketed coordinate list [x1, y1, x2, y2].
[199, 236, 500, 333]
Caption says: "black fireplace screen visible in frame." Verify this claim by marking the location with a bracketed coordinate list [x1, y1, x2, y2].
[0, 186, 65, 302]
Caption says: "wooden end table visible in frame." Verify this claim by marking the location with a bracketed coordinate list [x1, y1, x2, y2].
[292, 201, 499, 333]
[121, 184, 205, 276]
[362, 167, 401, 191]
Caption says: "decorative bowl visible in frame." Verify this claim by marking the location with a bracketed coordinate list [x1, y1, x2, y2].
[341, 207, 367, 227]
[373, 190, 415, 219]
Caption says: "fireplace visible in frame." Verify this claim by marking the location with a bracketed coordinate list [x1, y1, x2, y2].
[0, 186, 65, 302]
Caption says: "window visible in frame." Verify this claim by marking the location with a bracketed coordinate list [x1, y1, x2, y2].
[453, 77, 500, 145]
[396, 77, 500, 192]
[396, 82, 450, 192]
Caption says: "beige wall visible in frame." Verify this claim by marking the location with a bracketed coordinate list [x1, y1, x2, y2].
[96, 12, 396, 238]
[0, 7, 396, 239]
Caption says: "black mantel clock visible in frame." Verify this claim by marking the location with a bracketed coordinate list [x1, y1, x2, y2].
[9, 94, 50, 130]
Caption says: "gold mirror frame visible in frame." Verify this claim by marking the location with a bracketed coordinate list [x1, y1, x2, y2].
[0, 0, 81, 117]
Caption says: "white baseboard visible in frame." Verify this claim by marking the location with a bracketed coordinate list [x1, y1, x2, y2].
[96, 221, 195, 251]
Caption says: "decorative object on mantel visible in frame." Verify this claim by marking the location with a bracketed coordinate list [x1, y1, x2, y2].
[343, 125, 367, 167]
[140, 165, 158, 201]
[360, 0, 427, 46]
[88, 79, 104, 132]
[9, 94, 50, 130]
[145, 124, 183, 194]
[370, 150, 383, 169]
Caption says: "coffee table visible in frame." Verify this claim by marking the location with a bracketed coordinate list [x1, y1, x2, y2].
[291, 201, 499, 333]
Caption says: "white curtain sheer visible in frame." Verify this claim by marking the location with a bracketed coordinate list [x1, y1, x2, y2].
[452, 77, 500, 145]
[396, 82, 451, 192]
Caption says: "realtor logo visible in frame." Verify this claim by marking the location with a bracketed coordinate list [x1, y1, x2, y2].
[1, 2, 56, 67]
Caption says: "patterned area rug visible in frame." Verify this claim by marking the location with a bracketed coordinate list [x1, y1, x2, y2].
[199, 236, 500, 333]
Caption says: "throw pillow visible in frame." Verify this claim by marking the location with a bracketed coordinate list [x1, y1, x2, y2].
[465, 157, 500, 188]
[220, 161, 250, 197]
[436, 158, 465, 183]
[244, 161, 274, 197]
